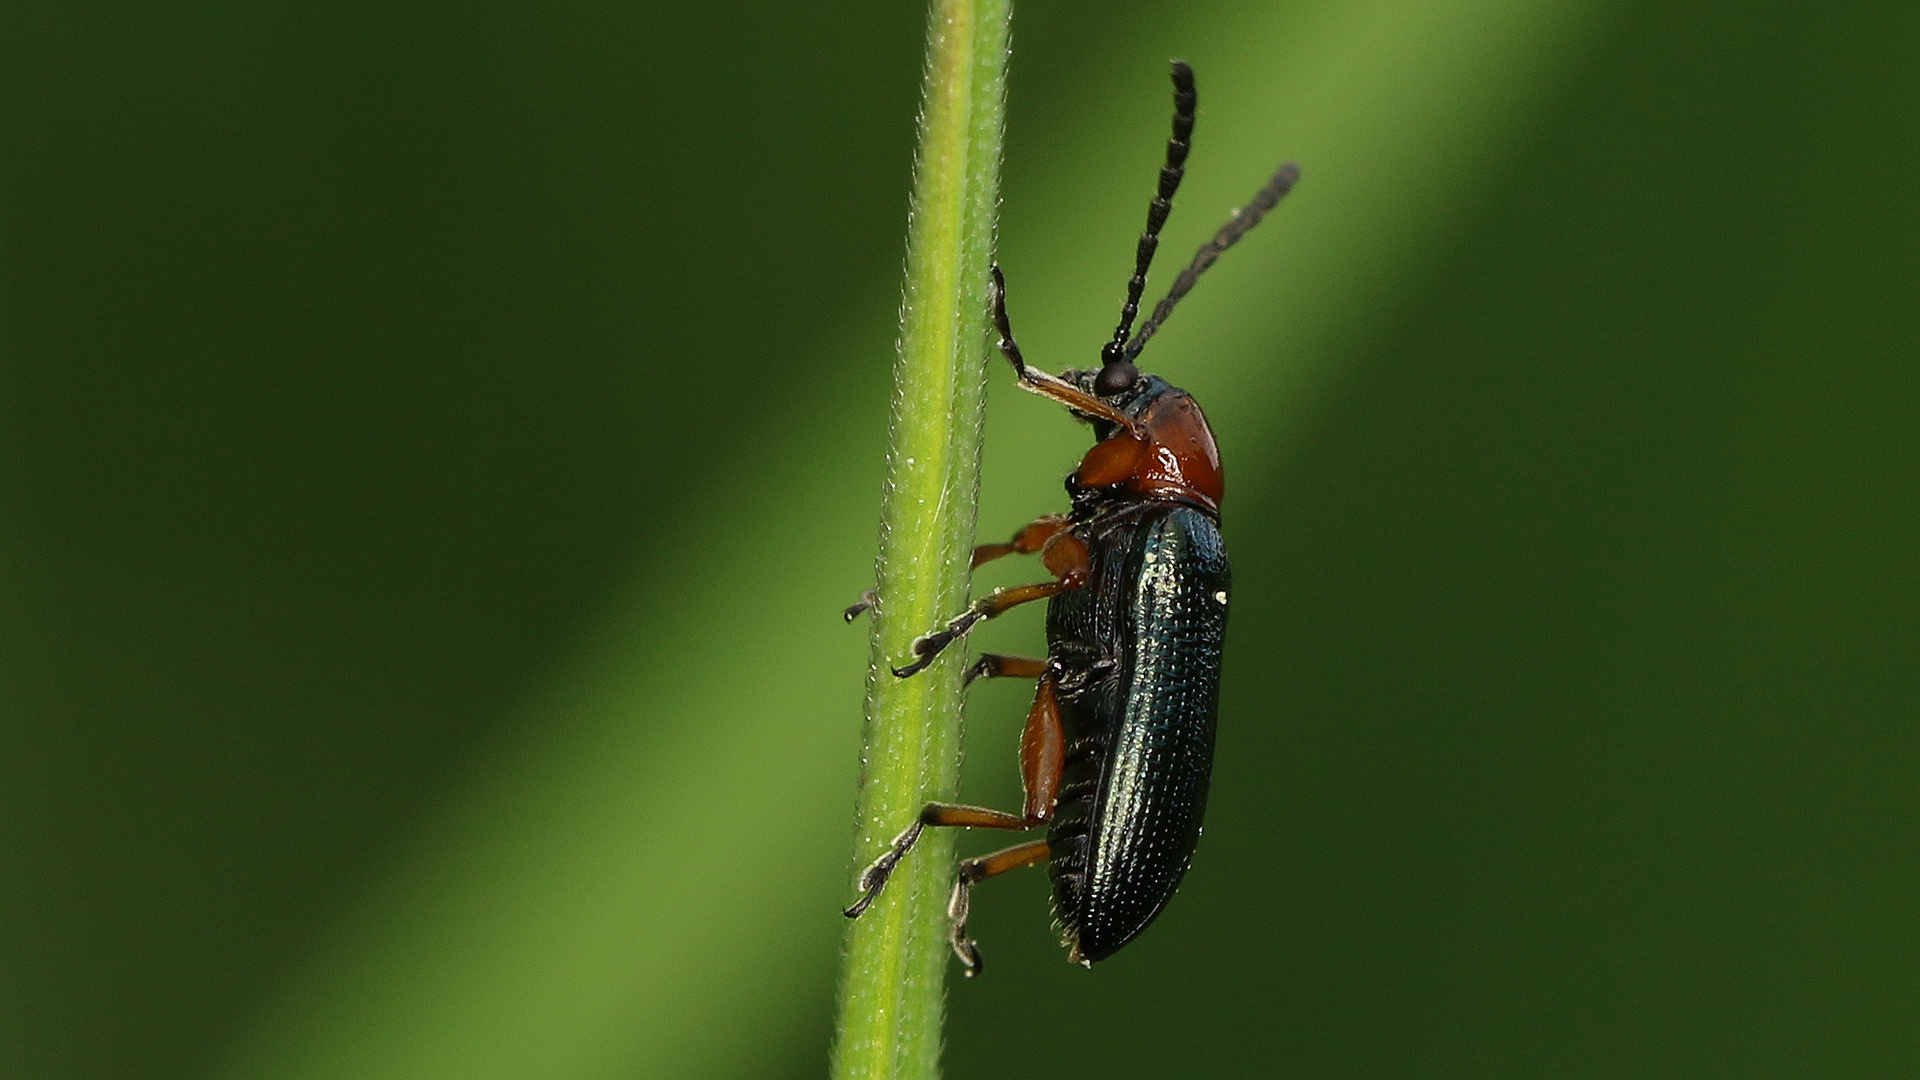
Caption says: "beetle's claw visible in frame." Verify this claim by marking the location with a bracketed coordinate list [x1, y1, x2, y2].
[892, 602, 996, 678]
[955, 938, 984, 977]
[946, 869, 985, 976]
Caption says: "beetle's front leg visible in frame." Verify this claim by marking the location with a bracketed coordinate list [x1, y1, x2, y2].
[841, 588, 880, 622]
[846, 673, 1068, 978]
[841, 513, 1066, 624]
[891, 531, 1092, 678]
[971, 514, 1068, 569]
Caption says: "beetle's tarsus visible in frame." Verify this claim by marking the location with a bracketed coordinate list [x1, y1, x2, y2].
[843, 588, 879, 622]
[890, 634, 946, 677]
[844, 820, 924, 918]
[893, 608, 988, 678]
[948, 873, 985, 977]
[891, 632, 951, 678]
[987, 264, 1028, 380]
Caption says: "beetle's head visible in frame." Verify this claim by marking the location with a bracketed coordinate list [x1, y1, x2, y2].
[1061, 367, 1176, 441]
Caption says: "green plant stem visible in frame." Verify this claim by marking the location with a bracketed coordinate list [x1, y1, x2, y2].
[829, 1, 1011, 1077]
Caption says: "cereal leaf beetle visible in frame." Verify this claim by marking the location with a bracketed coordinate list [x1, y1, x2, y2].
[846, 60, 1299, 974]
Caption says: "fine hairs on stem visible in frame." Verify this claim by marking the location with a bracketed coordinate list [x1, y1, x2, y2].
[828, 1, 1012, 1079]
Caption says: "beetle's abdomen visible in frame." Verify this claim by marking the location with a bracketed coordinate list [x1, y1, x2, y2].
[1047, 505, 1229, 963]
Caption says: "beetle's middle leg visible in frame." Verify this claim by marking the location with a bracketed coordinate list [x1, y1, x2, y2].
[842, 805, 1028, 921]
[892, 531, 1092, 678]
[846, 674, 1067, 962]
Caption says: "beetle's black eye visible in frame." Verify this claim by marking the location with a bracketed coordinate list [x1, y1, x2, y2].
[1094, 361, 1138, 396]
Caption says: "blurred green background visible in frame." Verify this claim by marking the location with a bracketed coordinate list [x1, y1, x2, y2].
[5, 0, 1918, 1077]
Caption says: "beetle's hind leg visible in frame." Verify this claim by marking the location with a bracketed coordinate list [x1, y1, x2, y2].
[949, 840, 1051, 976]
[963, 653, 1047, 686]
[846, 674, 1068, 968]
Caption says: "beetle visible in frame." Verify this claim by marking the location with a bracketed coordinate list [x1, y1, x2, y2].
[844, 59, 1299, 974]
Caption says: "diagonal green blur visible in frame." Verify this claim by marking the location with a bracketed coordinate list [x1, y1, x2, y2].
[201, 2, 1606, 1078]
[5, 1, 1919, 1079]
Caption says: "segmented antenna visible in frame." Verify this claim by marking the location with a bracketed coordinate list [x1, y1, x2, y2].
[1100, 60, 1198, 373]
[1121, 160, 1300, 362]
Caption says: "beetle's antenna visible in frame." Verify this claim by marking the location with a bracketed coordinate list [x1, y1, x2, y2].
[1099, 60, 1197, 376]
[1122, 161, 1300, 362]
